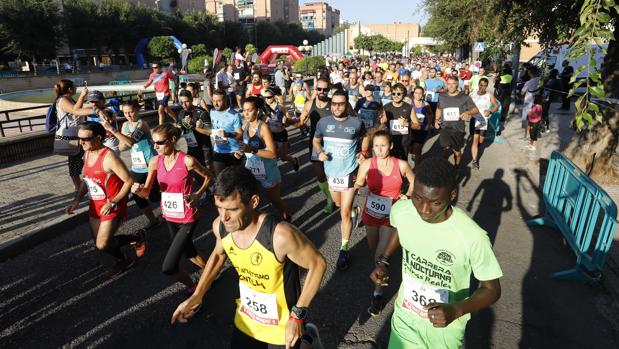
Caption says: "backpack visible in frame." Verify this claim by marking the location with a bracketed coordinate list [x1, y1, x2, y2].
[45, 102, 58, 133]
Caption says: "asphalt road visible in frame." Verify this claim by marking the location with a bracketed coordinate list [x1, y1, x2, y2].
[1, 116, 619, 349]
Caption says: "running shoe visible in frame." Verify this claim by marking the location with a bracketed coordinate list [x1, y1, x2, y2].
[368, 294, 384, 316]
[351, 206, 361, 229]
[304, 323, 324, 349]
[336, 250, 350, 271]
[292, 157, 300, 172]
[107, 258, 135, 278]
[131, 229, 147, 258]
[471, 160, 480, 170]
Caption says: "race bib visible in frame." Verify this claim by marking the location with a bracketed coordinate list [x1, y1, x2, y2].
[156, 92, 165, 100]
[84, 178, 106, 201]
[365, 193, 392, 219]
[161, 192, 185, 219]
[401, 276, 449, 319]
[389, 119, 408, 135]
[245, 155, 266, 180]
[239, 282, 279, 326]
[328, 175, 349, 192]
[426, 90, 435, 101]
[443, 107, 460, 121]
[416, 113, 425, 121]
[184, 131, 198, 148]
[131, 150, 147, 169]
[234, 72, 240, 80]
[211, 129, 228, 145]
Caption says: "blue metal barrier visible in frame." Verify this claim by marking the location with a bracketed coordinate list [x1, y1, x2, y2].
[527, 151, 618, 286]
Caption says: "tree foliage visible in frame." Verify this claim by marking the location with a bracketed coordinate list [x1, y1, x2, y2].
[147, 36, 176, 61]
[354, 34, 403, 54]
[293, 56, 325, 75]
[0, 0, 61, 60]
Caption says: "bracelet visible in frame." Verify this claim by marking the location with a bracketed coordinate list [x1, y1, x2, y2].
[288, 315, 304, 324]
[376, 255, 390, 267]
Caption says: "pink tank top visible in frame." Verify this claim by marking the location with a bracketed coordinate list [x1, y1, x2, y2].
[157, 152, 197, 223]
[367, 156, 403, 200]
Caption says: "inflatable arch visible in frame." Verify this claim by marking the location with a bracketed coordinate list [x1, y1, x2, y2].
[258, 45, 304, 64]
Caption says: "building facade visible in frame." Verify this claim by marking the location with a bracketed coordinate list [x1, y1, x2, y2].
[299, 2, 340, 36]
[205, 0, 299, 23]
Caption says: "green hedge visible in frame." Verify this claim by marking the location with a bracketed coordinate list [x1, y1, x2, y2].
[293, 56, 325, 75]
[188, 55, 213, 73]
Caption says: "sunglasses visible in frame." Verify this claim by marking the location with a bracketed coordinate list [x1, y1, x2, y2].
[401, 79, 410, 82]
[393, 92, 404, 96]
[264, 96, 274, 99]
[78, 136, 94, 142]
[153, 139, 169, 145]
[152, 66, 160, 69]
[316, 87, 329, 92]
[331, 102, 347, 107]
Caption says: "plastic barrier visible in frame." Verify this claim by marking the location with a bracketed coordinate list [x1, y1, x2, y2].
[527, 151, 618, 286]
[485, 101, 504, 143]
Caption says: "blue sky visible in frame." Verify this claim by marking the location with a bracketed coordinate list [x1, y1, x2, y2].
[301, 0, 428, 25]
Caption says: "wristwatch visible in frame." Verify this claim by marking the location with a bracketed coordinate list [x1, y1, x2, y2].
[290, 306, 309, 321]
[109, 201, 117, 209]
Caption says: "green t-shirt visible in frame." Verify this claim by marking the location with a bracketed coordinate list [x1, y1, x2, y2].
[388, 200, 503, 349]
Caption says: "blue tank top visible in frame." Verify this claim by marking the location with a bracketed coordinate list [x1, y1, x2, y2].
[123, 120, 156, 173]
[412, 102, 428, 127]
[242, 121, 281, 185]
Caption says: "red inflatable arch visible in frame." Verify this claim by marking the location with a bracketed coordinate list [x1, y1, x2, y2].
[258, 45, 304, 64]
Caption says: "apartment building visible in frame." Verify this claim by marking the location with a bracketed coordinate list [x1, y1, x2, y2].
[205, 0, 299, 23]
[299, 2, 340, 36]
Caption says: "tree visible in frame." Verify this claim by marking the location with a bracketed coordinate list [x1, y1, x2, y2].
[98, 0, 132, 54]
[354, 34, 374, 54]
[148, 36, 176, 61]
[191, 43, 208, 56]
[62, 0, 101, 50]
[0, 0, 61, 65]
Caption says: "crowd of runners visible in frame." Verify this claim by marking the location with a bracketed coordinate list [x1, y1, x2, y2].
[51, 52, 522, 348]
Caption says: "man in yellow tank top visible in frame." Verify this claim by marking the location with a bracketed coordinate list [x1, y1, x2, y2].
[172, 166, 327, 349]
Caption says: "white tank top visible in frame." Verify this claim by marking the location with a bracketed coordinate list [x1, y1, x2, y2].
[471, 92, 492, 114]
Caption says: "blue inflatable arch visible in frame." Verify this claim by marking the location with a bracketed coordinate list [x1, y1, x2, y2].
[135, 35, 183, 67]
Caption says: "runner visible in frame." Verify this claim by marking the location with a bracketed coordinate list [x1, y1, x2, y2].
[380, 83, 412, 161]
[143, 62, 177, 125]
[313, 90, 369, 270]
[346, 70, 363, 107]
[235, 96, 292, 221]
[66, 121, 144, 278]
[247, 72, 266, 98]
[263, 89, 300, 171]
[354, 84, 382, 131]
[435, 76, 479, 168]
[177, 90, 212, 168]
[171, 166, 327, 349]
[470, 78, 499, 169]
[210, 89, 244, 176]
[424, 68, 445, 115]
[186, 82, 210, 111]
[133, 123, 213, 291]
[399, 72, 414, 104]
[233, 59, 250, 108]
[116, 100, 162, 232]
[297, 78, 335, 213]
[354, 130, 414, 316]
[369, 157, 502, 348]
[409, 86, 434, 165]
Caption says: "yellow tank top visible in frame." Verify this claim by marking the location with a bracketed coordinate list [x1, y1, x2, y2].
[294, 91, 307, 112]
[220, 214, 300, 345]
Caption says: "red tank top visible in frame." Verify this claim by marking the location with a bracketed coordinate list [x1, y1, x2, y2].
[367, 156, 403, 200]
[251, 84, 264, 96]
[157, 152, 197, 223]
[83, 147, 123, 203]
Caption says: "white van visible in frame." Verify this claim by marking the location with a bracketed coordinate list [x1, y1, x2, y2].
[527, 44, 608, 79]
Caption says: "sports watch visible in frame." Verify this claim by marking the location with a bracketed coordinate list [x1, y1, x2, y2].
[290, 306, 309, 321]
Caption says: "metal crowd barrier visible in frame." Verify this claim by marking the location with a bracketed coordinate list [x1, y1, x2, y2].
[527, 151, 618, 286]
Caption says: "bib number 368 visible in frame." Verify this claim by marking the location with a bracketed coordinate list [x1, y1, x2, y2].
[401, 276, 448, 319]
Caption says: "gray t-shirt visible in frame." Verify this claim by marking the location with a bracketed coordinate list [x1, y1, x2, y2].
[314, 115, 366, 178]
[437, 92, 476, 132]
[274, 70, 286, 88]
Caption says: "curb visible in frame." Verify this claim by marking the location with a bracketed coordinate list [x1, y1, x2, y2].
[0, 208, 88, 262]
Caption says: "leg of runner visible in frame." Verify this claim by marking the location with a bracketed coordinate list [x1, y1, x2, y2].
[333, 188, 357, 270]
[262, 183, 292, 222]
[162, 221, 206, 289]
[165, 105, 177, 123]
[368, 225, 396, 316]
[313, 161, 334, 213]
[471, 133, 480, 169]
[158, 104, 166, 125]
[277, 141, 299, 171]
[90, 218, 137, 277]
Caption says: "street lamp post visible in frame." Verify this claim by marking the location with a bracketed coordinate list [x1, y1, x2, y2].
[298, 40, 313, 76]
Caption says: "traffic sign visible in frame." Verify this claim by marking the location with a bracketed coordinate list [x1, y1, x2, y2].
[474, 42, 486, 52]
